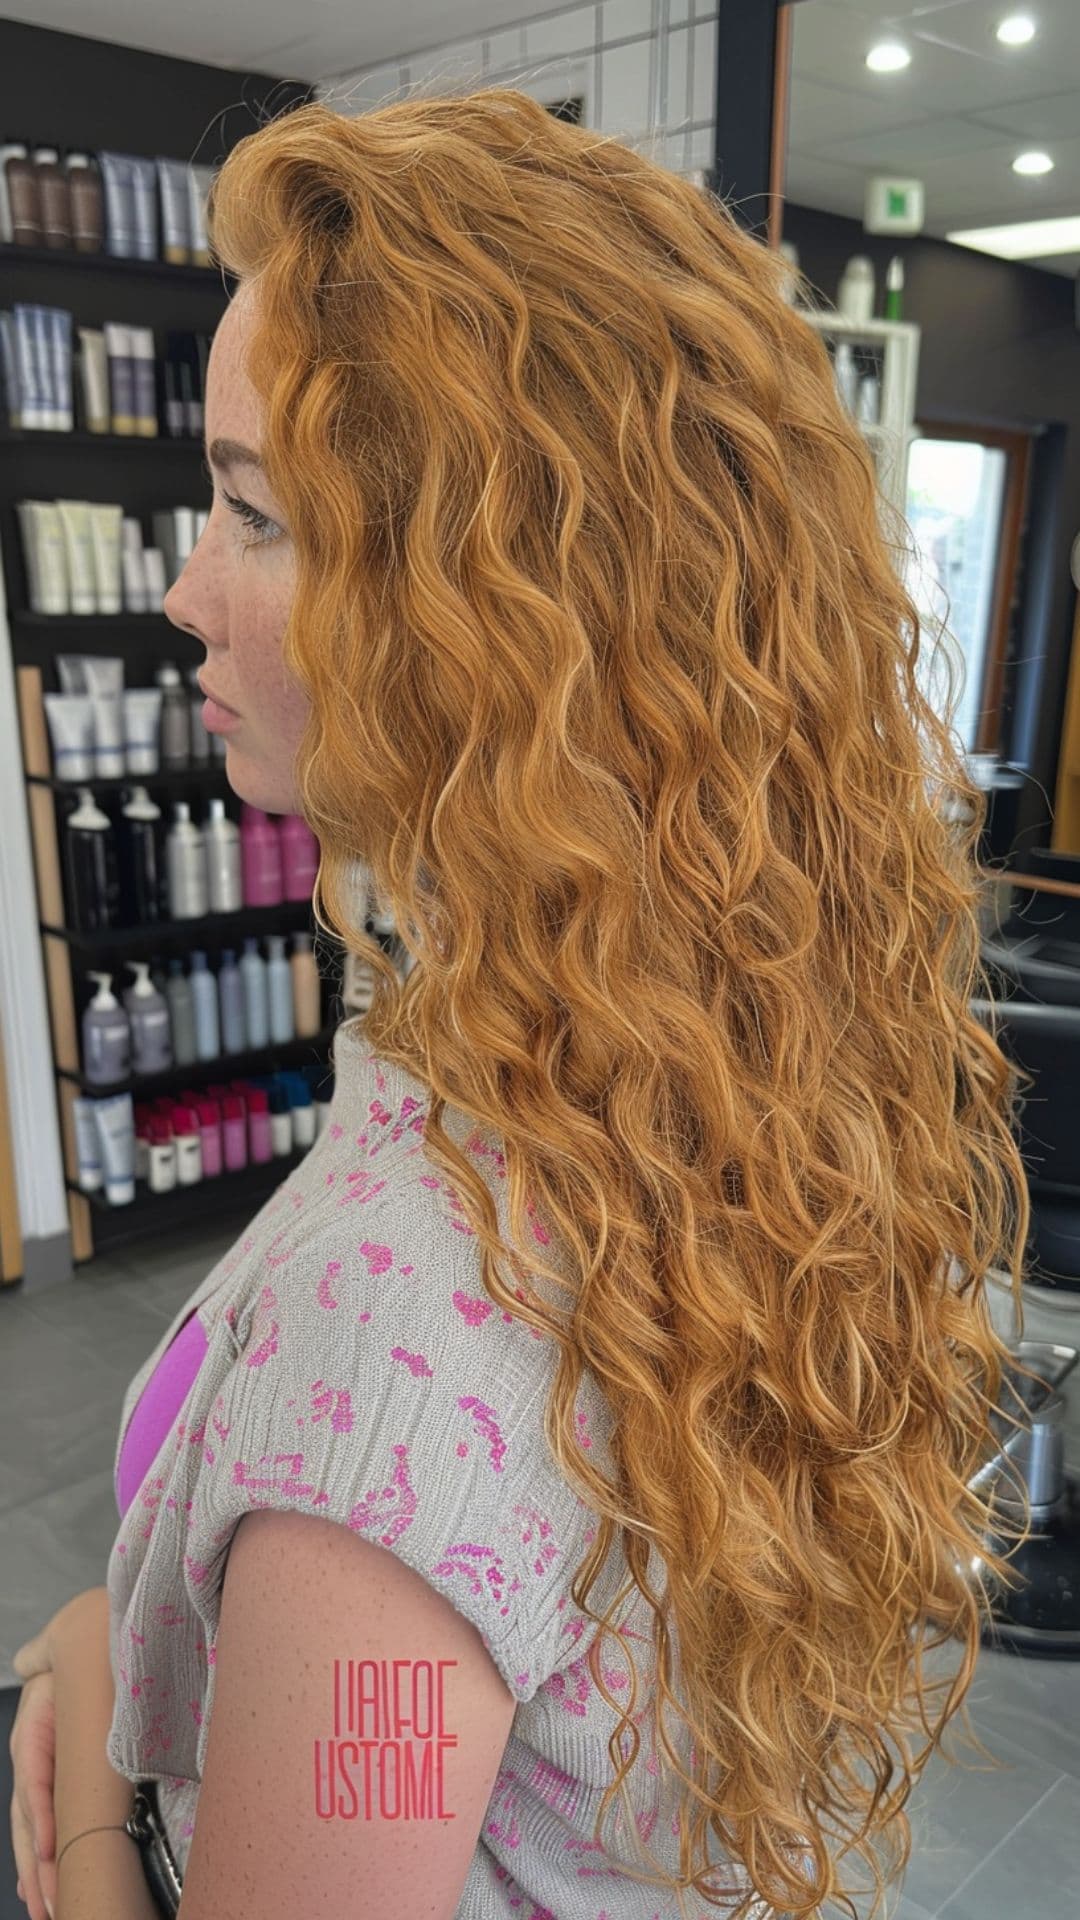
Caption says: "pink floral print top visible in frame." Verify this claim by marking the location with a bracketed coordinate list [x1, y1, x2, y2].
[105, 1020, 774, 1918]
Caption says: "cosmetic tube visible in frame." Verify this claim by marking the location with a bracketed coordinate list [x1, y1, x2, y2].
[92, 1092, 135, 1205]
[12, 306, 45, 427]
[54, 501, 97, 613]
[55, 654, 87, 694]
[103, 321, 135, 434]
[30, 306, 55, 428]
[82, 654, 126, 779]
[123, 688, 163, 774]
[86, 502, 123, 614]
[98, 153, 136, 256]
[141, 547, 166, 611]
[45, 308, 72, 430]
[44, 693, 94, 781]
[72, 1095, 104, 1192]
[0, 311, 20, 427]
[122, 546, 148, 612]
[187, 164, 215, 270]
[76, 326, 110, 432]
[157, 159, 190, 265]
[17, 500, 68, 612]
[128, 155, 159, 261]
[129, 326, 158, 437]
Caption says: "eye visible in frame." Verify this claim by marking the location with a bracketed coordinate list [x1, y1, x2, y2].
[222, 490, 280, 547]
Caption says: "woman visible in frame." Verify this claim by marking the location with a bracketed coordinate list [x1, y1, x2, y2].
[10, 90, 1032, 1920]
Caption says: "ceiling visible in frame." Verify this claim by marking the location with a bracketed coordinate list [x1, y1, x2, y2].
[785, 0, 1080, 278]
[5, 1, 1078, 275]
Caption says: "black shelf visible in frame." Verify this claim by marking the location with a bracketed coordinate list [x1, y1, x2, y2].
[0, 239, 233, 285]
[0, 427, 206, 449]
[59, 1023, 338, 1102]
[68, 1147, 307, 1240]
[28, 765, 229, 795]
[12, 610, 175, 626]
[42, 899, 315, 957]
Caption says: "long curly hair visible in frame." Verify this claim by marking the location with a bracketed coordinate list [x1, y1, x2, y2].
[205, 90, 1037, 1918]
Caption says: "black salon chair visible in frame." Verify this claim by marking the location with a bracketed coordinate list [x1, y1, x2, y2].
[966, 992, 1080, 1657]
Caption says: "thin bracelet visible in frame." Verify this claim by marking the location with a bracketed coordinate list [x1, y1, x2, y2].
[56, 1822, 136, 1874]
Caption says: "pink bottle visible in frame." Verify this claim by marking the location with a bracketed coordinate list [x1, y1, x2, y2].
[196, 1097, 223, 1178]
[280, 815, 320, 901]
[239, 804, 283, 907]
[247, 1087, 273, 1163]
[221, 1093, 248, 1171]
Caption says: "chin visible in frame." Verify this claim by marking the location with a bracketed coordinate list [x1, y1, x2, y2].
[221, 744, 298, 816]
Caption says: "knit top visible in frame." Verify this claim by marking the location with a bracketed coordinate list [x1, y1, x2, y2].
[105, 1019, 776, 1919]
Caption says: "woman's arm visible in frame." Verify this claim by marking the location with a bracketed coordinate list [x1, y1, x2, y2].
[49, 1588, 162, 1920]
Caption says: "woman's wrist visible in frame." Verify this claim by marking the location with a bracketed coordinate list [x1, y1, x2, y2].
[51, 1588, 135, 1855]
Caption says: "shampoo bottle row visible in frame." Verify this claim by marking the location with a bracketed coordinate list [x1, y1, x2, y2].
[72, 1063, 334, 1204]
[81, 936, 323, 1085]
[64, 789, 319, 933]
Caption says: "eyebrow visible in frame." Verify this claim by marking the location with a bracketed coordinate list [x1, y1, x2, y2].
[206, 437, 263, 472]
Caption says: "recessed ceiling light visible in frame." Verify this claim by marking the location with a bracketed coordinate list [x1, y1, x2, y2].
[996, 14, 1037, 46]
[1013, 150, 1054, 175]
[866, 41, 912, 74]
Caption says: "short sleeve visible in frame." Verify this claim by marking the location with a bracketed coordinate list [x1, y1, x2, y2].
[180, 1207, 620, 1776]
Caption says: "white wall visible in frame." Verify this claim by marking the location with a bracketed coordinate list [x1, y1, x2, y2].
[317, 0, 719, 175]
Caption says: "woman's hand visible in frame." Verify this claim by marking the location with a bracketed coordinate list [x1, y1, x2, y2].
[9, 1589, 108, 1920]
[9, 1668, 58, 1920]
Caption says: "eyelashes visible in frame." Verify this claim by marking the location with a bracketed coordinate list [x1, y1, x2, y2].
[200, 457, 281, 547]
[221, 490, 280, 547]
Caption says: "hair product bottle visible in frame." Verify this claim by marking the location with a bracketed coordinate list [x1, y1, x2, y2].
[217, 948, 246, 1054]
[204, 797, 241, 913]
[240, 804, 283, 907]
[82, 971, 132, 1086]
[156, 662, 191, 766]
[165, 801, 208, 919]
[171, 1103, 203, 1185]
[290, 931, 321, 1037]
[240, 937, 269, 1050]
[189, 949, 221, 1059]
[64, 788, 120, 932]
[265, 934, 294, 1043]
[117, 785, 163, 925]
[280, 814, 320, 900]
[147, 1114, 176, 1192]
[165, 957, 197, 1067]
[123, 960, 173, 1075]
[246, 1087, 273, 1164]
[221, 1092, 247, 1170]
[268, 1081, 292, 1157]
[195, 1096, 223, 1177]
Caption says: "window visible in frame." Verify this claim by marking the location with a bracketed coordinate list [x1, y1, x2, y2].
[902, 424, 1032, 757]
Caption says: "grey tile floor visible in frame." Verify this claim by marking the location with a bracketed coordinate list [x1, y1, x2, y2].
[1, 1223, 1079, 1920]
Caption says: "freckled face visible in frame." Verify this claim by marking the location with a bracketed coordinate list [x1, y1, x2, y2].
[163, 281, 311, 815]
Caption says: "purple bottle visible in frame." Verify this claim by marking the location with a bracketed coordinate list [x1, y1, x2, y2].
[239, 804, 283, 907]
[280, 815, 320, 901]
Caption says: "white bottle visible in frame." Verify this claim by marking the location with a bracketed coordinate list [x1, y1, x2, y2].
[833, 340, 859, 414]
[148, 1119, 177, 1193]
[165, 801, 208, 919]
[172, 1105, 203, 1186]
[123, 960, 174, 1076]
[204, 797, 242, 913]
[266, 933, 294, 1043]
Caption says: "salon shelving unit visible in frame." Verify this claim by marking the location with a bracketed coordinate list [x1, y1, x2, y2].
[1, 234, 346, 1265]
[793, 308, 921, 529]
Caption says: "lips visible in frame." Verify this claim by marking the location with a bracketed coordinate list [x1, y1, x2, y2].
[197, 676, 240, 716]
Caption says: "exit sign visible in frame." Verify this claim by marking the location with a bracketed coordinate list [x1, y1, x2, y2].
[865, 176, 925, 235]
